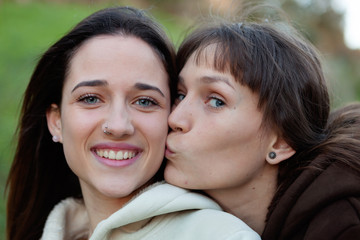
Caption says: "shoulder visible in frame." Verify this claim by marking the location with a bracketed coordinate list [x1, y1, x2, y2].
[304, 197, 360, 239]
[41, 197, 89, 240]
[147, 209, 261, 240]
[43, 197, 86, 226]
[128, 182, 222, 212]
[181, 208, 257, 230]
[263, 161, 360, 239]
[103, 183, 260, 240]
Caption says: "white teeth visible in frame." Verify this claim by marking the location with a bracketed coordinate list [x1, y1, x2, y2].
[109, 150, 116, 159]
[96, 149, 136, 160]
[116, 151, 123, 160]
[97, 149, 104, 157]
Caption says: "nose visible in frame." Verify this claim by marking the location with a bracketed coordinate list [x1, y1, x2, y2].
[168, 96, 192, 133]
[103, 104, 135, 138]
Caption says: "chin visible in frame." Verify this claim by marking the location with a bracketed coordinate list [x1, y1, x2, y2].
[100, 190, 132, 199]
[164, 165, 176, 182]
[95, 183, 137, 198]
[164, 169, 189, 189]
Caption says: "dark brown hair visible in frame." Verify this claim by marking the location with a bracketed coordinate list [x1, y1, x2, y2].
[176, 14, 360, 220]
[6, 6, 176, 240]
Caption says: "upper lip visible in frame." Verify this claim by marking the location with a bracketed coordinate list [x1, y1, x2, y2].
[166, 142, 175, 154]
[91, 142, 141, 151]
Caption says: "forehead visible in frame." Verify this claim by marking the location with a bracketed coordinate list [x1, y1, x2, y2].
[179, 48, 235, 89]
[190, 43, 232, 74]
[66, 35, 166, 79]
[179, 44, 233, 84]
[63, 35, 168, 92]
[70, 35, 161, 66]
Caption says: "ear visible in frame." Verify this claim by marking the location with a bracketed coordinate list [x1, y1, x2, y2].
[266, 135, 296, 165]
[46, 104, 63, 143]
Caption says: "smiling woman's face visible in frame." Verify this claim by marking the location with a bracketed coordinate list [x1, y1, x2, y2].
[165, 48, 277, 196]
[47, 35, 170, 201]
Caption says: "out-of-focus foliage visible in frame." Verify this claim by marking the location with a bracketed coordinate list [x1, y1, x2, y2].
[274, 0, 360, 106]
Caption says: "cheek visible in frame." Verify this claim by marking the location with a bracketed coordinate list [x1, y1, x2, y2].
[60, 110, 99, 164]
[61, 112, 93, 141]
[140, 112, 169, 144]
[193, 122, 260, 162]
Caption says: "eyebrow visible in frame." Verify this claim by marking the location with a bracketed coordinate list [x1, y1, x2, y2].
[71, 80, 165, 97]
[71, 80, 108, 93]
[134, 82, 165, 97]
[178, 75, 234, 90]
[200, 75, 235, 90]
[178, 76, 185, 85]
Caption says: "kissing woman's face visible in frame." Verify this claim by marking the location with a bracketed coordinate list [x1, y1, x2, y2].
[165, 48, 277, 198]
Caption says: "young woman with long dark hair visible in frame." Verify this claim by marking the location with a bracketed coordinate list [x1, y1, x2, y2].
[6, 7, 260, 240]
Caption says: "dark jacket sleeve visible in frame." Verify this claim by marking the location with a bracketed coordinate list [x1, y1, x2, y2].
[304, 197, 360, 240]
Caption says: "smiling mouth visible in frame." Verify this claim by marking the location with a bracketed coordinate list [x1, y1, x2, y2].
[95, 149, 138, 160]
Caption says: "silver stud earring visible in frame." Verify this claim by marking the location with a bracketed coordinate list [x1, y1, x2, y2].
[52, 135, 59, 142]
[103, 122, 111, 135]
[269, 152, 276, 159]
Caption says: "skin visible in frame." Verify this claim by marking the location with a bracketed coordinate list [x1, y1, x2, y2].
[47, 35, 170, 232]
[164, 47, 295, 233]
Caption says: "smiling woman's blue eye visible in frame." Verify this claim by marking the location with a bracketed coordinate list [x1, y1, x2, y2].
[77, 94, 100, 104]
[208, 97, 225, 108]
[135, 97, 158, 107]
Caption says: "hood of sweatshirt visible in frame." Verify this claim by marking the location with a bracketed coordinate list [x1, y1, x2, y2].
[41, 182, 222, 240]
[262, 159, 360, 239]
[90, 182, 221, 239]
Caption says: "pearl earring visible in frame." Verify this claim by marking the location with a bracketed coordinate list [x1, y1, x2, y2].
[52, 135, 59, 142]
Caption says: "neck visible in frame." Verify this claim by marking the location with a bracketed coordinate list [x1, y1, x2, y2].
[80, 185, 135, 235]
[205, 164, 278, 234]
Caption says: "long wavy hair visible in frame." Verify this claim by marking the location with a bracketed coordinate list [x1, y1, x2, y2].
[6, 6, 176, 240]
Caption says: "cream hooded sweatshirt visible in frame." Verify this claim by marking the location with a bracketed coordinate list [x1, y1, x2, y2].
[41, 182, 260, 240]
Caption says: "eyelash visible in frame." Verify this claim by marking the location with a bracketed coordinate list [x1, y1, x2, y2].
[206, 95, 226, 108]
[175, 92, 185, 103]
[176, 91, 226, 109]
[135, 97, 160, 107]
[76, 93, 101, 104]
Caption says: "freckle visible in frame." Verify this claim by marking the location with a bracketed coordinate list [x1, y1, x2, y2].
[252, 187, 255, 190]
[233, 107, 236, 110]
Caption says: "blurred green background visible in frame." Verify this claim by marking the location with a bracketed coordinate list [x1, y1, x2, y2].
[1, 0, 359, 238]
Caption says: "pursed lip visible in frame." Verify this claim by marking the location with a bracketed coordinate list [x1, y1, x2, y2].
[165, 142, 175, 158]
